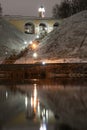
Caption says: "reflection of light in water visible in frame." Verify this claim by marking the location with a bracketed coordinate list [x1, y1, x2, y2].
[6, 91, 8, 99]
[38, 101, 40, 115]
[40, 109, 48, 130]
[40, 115, 47, 130]
[46, 110, 49, 121]
[25, 96, 28, 108]
[42, 109, 45, 116]
[30, 84, 38, 114]
[40, 123, 47, 130]
[31, 96, 33, 107]
[34, 84, 37, 112]
[34, 84, 37, 98]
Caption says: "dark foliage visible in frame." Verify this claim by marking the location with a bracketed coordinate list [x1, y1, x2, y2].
[52, 0, 87, 18]
[52, 4, 59, 18]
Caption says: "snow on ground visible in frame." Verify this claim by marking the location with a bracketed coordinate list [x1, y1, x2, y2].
[0, 11, 87, 64]
[16, 10, 87, 64]
[35, 10, 87, 63]
[0, 17, 35, 63]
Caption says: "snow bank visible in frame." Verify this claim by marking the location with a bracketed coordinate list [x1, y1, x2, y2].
[0, 18, 35, 62]
[35, 10, 87, 63]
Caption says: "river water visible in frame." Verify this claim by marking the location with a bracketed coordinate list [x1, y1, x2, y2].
[0, 78, 87, 130]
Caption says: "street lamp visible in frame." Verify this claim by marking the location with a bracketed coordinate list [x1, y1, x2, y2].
[32, 43, 37, 50]
[29, 41, 33, 44]
[42, 61, 46, 65]
[24, 41, 27, 44]
[33, 52, 38, 58]
[36, 35, 39, 39]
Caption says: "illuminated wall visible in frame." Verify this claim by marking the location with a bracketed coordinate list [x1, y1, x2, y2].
[4, 16, 62, 35]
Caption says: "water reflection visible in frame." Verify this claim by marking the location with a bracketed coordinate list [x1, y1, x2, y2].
[40, 117, 47, 130]
[24, 83, 50, 130]
[0, 78, 87, 130]
[5, 91, 8, 99]
[25, 84, 38, 119]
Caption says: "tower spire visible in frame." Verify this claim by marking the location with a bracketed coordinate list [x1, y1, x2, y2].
[38, 5, 45, 18]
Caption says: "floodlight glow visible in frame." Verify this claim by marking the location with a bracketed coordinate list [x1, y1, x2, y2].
[33, 52, 37, 58]
[24, 41, 27, 44]
[29, 41, 33, 44]
[32, 43, 37, 49]
[42, 61, 46, 65]
[36, 35, 39, 38]
[45, 27, 47, 30]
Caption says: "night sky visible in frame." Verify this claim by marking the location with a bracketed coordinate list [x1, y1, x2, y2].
[0, 0, 61, 17]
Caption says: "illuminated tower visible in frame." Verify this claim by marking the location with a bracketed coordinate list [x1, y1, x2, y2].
[38, 6, 45, 18]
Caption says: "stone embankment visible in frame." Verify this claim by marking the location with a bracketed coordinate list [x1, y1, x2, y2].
[0, 63, 87, 83]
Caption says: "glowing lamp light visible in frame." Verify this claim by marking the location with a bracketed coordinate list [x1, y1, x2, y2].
[33, 52, 38, 58]
[24, 41, 27, 44]
[36, 35, 39, 39]
[45, 27, 47, 30]
[32, 43, 37, 49]
[29, 41, 33, 44]
[42, 61, 46, 65]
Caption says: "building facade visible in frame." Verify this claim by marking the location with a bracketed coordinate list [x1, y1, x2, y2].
[4, 15, 61, 37]
[4, 6, 61, 39]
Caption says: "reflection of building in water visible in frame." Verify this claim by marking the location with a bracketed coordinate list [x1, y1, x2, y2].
[24, 84, 53, 123]
[25, 84, 39, 119]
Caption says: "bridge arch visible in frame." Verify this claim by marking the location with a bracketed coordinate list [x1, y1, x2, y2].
[24, 22, 35, 34]
[39, 23, 48, 37]
[53, 22, 59, 29]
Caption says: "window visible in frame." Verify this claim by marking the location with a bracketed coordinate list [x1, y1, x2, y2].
[53, 22, 59, 28]
[39, 23, 47, 38]
[24, 23, 35, 34]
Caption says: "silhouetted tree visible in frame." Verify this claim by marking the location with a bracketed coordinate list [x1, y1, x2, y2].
[70, 0, 79, 14]
[52, 0, 87, 18]
[52, 0, 71, 18]
[52, 4, 59, 18]
[78, 0, 87, 10]
[71, 0, 87, 14]
[58, 0, 71, 18]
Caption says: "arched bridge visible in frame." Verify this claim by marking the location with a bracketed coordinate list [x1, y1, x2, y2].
[4, 15, 61, 36]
